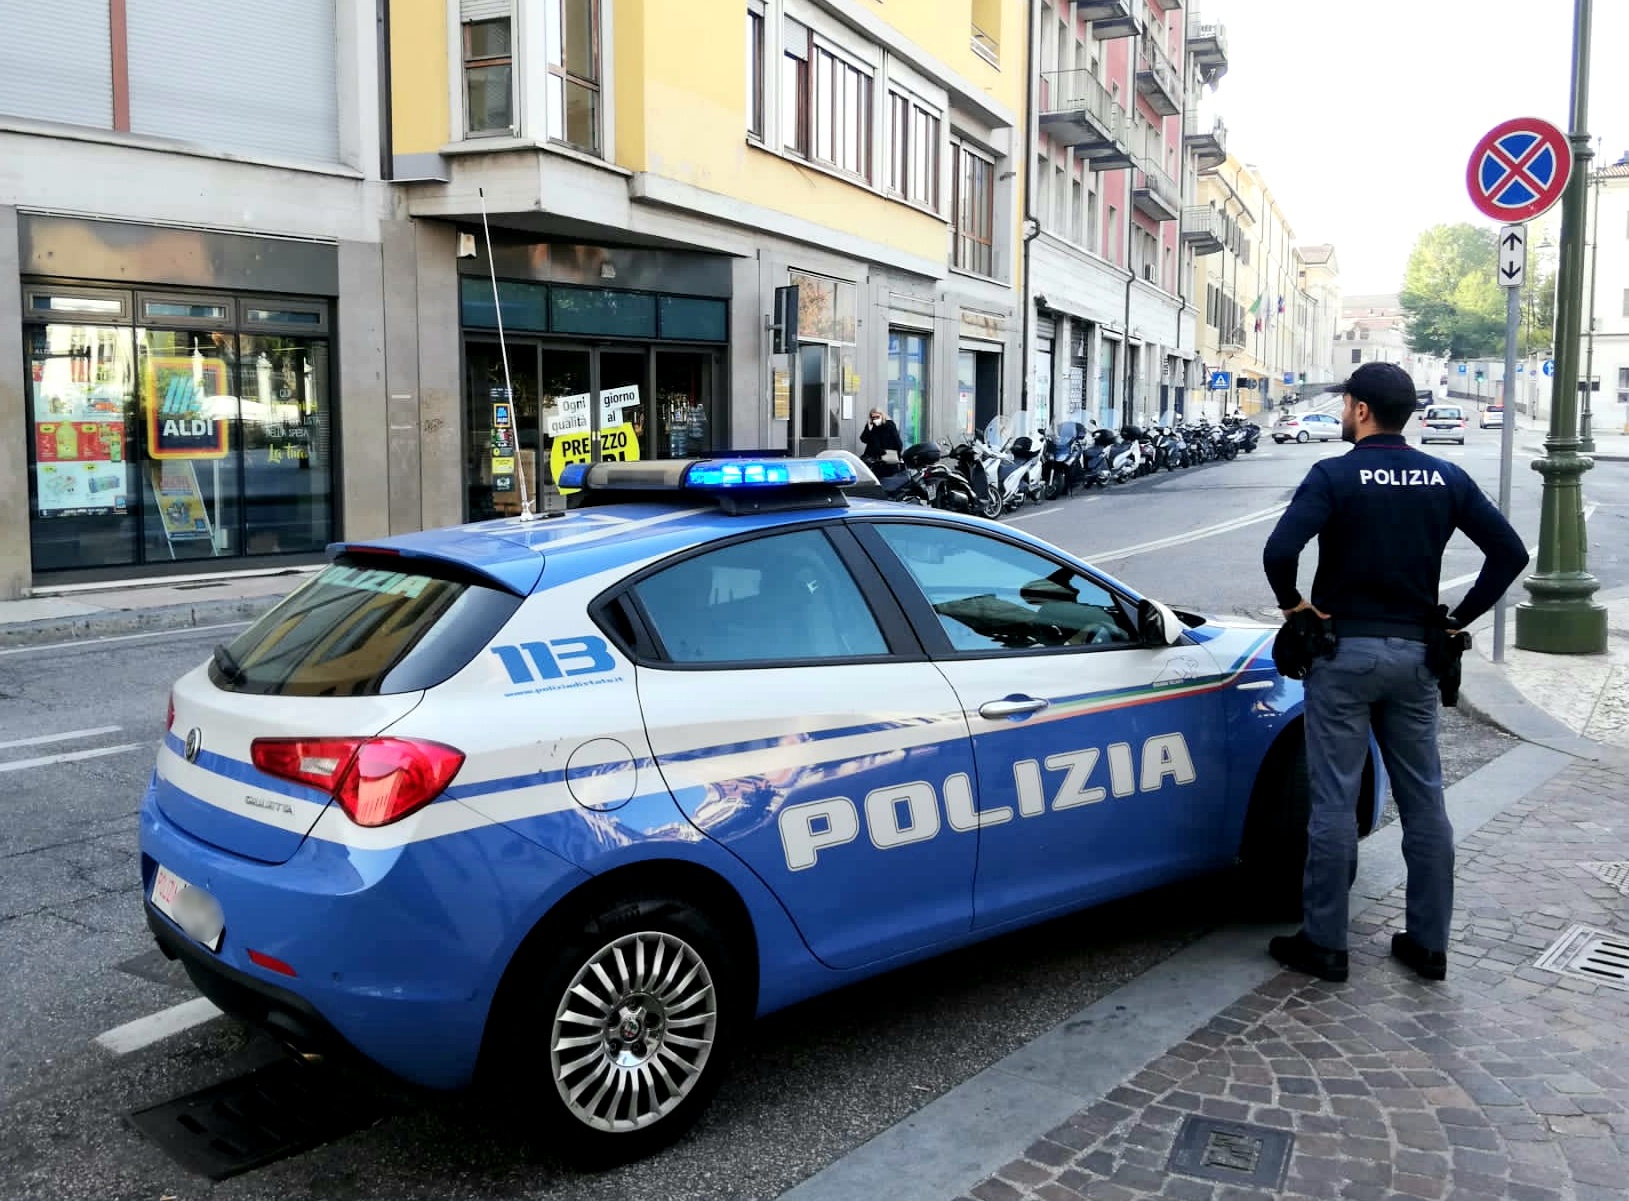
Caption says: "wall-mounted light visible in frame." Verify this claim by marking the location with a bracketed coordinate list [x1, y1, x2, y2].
[457, 233, 477, 259]
[600, 262, 618, 280]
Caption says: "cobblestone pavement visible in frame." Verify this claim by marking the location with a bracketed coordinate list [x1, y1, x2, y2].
[958, 758, 1629, 1201]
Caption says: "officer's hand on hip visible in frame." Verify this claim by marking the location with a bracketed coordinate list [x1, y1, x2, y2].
[1282, 598, 1330, 622]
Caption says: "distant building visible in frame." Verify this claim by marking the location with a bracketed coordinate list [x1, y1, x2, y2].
[1333, 294, 1445, 397]
[1295, 245, 1341, 390]
[1586, 153, 1629, 435]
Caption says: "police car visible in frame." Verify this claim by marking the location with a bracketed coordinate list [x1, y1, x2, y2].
[140, 454, 1385, 1164]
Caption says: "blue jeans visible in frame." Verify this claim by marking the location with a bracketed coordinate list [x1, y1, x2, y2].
[1302, 636, 1454, 952]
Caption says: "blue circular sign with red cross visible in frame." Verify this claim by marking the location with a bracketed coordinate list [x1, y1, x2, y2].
[1466, 117, 1572, 223]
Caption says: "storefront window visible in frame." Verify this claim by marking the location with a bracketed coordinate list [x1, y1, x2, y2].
[138, 329, 238, 562]
[656, 352, 716, 458]
[26, 323, 139, 569]
[887, 330, 928, 445]
[467, 341, 548, 520]
[237, 336, 332, 554]
[22, 286, 336, 578]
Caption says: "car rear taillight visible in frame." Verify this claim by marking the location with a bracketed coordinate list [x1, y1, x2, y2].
[250, 737, 465, 827]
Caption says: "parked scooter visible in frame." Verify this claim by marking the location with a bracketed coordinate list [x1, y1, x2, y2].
[1043, 421, 1091, 499]
[986, 416, 1047, 512]
[905, 441, 982, 514]
[950, 437, 1004, 518]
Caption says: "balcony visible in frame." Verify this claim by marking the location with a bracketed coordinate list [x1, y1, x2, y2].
[1039, 71, 1134, 171]
[1183, 113, 1227, 171]
[1220, 325, 1246, 351]
[1079, 0, 1142, 39]
[1188, 20, 1229, 83]
[971, 22, 999, 67]
[1182, 206, 1224, 255]
[1135, 42, 1182, 116]
[1147, 0, 1181, 8]
[1133, 158, 1181, 222]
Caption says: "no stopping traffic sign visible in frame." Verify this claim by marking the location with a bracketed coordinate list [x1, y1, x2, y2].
[1466, 117, 1572, 223]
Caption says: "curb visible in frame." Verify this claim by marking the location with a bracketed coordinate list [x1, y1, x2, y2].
[0, 593, 288, 651]
[1520, 442, 1629, 462]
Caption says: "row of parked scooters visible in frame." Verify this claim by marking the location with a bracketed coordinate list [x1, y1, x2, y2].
[873, 414, 1262, 517]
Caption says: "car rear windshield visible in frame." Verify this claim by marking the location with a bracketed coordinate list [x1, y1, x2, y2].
[209, 555, 524, 697]
[1427, 407, 1462, 419]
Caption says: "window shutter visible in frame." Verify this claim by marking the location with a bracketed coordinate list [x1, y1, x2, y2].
[461, 0, 511, 20]
[127, 0, 339, 163]
[0, 0, 112, 129]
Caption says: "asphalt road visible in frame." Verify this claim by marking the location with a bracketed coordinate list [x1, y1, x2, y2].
[2, 404, 1605, 1200]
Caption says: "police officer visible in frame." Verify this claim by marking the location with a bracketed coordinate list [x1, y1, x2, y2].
[1260, 362, 1528, 983]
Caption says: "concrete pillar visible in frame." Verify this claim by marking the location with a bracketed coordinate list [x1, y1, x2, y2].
[338, 238, 390, 540]
[414, 221, 462, 530]
[381, 218, 424, 534]
[0, 206, 27, 599]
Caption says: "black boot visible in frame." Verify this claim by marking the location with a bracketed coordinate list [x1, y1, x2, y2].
[1391, 932, 1448, 981]
[1268, 931, 1349, 982]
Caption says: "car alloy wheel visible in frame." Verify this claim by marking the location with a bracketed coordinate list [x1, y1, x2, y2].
[551, 930, 718, 1134]
[1296, 430, 1309, 444]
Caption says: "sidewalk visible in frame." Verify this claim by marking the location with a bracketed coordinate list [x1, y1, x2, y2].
[786, 628, 1629, 1200]
[0, 568, 310, 649]
[1519, 431, 1629, 463]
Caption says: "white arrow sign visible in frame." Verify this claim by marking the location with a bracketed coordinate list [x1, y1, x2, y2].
[1498, 224, 1526, 288]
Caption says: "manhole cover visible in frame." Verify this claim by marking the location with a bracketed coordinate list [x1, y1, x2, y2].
[127, 1058, 393, 1180]
[1533, 924, 1629, 992]
[1579, 862, 1629, 895]
[1168, 1116, 1294, 1190]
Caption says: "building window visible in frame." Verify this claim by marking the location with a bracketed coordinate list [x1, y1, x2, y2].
[747, 4, 766, 139]
[887, 91, 940, 208]
[782, 18, 811, 156]
[952, 141, 996, 277]
[463, 18, 514, 136]
[547, 0, 601, 153]
[888, 330, 930, 445]
[1351, 348, 1363, 364]
[1106, 204, 1119, 260]
[811, 45, 873, 178]
[1619, 367, 1629, 389]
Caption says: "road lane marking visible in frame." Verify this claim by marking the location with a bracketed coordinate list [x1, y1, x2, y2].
[95, 997, 223, 1055]
[0, 744, 145, 773]
[1085, 503, 1292, 563]
[0, 726, 122, 752]
[0, 621, 250, 657]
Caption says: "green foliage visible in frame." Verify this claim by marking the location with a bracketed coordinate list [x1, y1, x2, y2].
[1399, 224, 1510, 359]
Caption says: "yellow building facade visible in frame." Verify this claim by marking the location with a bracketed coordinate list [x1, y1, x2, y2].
[382, 0, 1027, 521]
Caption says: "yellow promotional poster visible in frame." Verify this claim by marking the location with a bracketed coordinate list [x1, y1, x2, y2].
[490, 456, 515, 475]
[549, 424, 641, 495]
[151, 461, 214, 541]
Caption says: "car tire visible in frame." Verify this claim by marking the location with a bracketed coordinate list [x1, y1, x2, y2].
[484, 894, 742, 1167]
[1236, 734, 1311, 921]
[1296, 430, 1309, 444]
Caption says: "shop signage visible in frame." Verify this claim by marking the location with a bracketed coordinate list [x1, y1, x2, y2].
[34, 419, 128, 517]
[550, 387, 643, 494]
[146, 358, 231, 460]
[151, 461, 214, 542]
[959, 308, 1004, 341]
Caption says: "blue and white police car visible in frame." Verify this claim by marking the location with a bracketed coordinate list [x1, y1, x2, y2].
[140, 455, 1385, 1163]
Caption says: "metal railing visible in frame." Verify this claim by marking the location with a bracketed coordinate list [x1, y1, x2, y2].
[1137, 40, 1182, 102]
[1134, 157, 1181, 211]
[1189, 20, 1228, 56]
[1038, 70, 1128, 143]
[971, 23, 1000, 66]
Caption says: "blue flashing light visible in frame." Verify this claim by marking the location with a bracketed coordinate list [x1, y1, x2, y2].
[557, 462, 592, 489]
[683, 458, 856, 489]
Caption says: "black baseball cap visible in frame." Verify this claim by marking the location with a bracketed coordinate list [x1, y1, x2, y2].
[1324, 362, 1416, 411]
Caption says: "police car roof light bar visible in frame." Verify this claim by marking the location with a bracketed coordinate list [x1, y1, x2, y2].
[556, 457, 859, 513]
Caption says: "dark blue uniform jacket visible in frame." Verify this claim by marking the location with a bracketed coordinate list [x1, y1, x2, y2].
[1263, 433, 1529, 630]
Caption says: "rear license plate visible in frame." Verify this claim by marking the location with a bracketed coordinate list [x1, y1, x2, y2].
[151, 864, 224, 951]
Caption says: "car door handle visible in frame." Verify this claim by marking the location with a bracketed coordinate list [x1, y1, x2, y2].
[978, 696, 1051, 719]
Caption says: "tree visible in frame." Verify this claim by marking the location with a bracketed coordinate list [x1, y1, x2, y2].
[1399, 224, 1508, 360]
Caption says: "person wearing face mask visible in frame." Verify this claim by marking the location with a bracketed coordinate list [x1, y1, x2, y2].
[859, 408, 903, 470]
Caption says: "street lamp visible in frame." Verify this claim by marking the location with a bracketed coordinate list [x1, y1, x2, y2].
[1514, 0, 1607, 654]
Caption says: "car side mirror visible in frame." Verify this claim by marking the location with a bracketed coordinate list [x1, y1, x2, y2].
[1138, 598, 1184, 647]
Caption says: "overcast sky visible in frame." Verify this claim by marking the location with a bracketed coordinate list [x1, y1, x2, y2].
[1194, 0, 1629, 294]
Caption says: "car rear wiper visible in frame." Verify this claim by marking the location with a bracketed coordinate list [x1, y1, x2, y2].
[212, 642, 246, 685]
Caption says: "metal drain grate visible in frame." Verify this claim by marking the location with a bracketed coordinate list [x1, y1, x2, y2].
[1533, 924, 1629, 992]
[1579, 862, 1629, 895]
[127, 1058, 392, 1180]
[1168, 1116, 1294, 1189]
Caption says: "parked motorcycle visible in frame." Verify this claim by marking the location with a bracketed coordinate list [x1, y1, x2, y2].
[950, 438, 1004, 518]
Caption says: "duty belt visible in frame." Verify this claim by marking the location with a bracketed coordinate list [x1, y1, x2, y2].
[1330, 617, 1430, 642]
